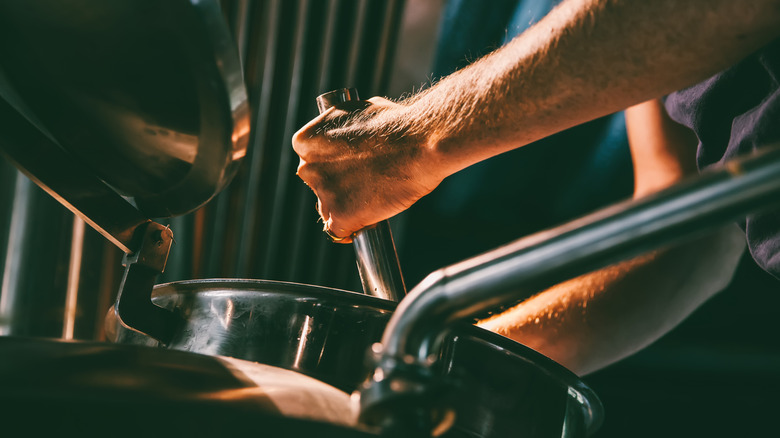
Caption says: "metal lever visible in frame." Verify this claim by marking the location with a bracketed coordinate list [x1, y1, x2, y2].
[316, 88, 407, 301]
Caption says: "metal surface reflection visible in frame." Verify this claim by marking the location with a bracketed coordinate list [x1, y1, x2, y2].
[112, 279, 395, 391]
[0, 0, 249, 244]
[0, 337, 376, 437]
[109, 278, 602, 438]
[293, 315, 314, 370]
[0, 0, 250, 346]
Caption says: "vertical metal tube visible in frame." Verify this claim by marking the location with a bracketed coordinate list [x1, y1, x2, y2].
[317, 0, 341, 93]
[230, 0, 252, 65]
[345, 0, 369, 87]
[287, 0, 340, 283]
[310, 0, 346, 287]
[234, 0, 281, 277]
[0, 173, 31, 335]
[201, 0, 252, 279]
[260, 0, 311, 278]
[371, 0, 405, 93]
[0, 159, 118, 341]
[191, 207, 206, 278]
[204, 191, 230, 278]
[351, 221, 406, 300]
[316, 89, 407, 301]
[62, 216, 85, 340]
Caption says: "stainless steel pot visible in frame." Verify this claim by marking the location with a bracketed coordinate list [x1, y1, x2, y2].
[0, 2, 603, 434]
[0, 336, 375, 437]
[109, 279, 395, 392]
[109, 279, 602, 438]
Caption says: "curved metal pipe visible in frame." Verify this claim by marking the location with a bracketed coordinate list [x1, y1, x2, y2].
[363, 145, 780, 414]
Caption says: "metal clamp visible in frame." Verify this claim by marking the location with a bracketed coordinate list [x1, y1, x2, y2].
[113, 221, 181, 345]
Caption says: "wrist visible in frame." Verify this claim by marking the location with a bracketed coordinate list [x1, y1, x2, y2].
[392, 92, 468, 186]
[368, 99, 449, 189]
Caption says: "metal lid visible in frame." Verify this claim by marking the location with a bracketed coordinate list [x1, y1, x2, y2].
[0, 0, 248, 251]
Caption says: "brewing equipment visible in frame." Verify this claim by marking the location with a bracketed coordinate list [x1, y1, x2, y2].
[0, 1, 601, 436]
[4, 0, 780, 437]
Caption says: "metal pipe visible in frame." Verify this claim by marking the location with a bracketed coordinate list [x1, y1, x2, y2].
[287, 0, 337, 282]
[229, 0, 252, 65]
[345, 0, 369, 87]
[234, 0, 281, 276]
[0, 173, 32, 335]
[62, 216, 85, 340]
[261, 0, 312, 279]
[352, 221, 407, 300]
[361, 146, 780, 413]
[316, 0, 342, 94]
[315, 89, 407, 301]
[370, 0, 404, 93]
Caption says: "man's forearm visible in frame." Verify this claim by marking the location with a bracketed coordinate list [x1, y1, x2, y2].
[386, 0, 780, 178]
[478, 225, 747, 375]
[293, 0, 780, 238]
[476, 97, 743, 375]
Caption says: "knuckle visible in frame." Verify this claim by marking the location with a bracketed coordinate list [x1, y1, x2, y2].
[367, 96, 392, 106]
[295, 160, 308, 177]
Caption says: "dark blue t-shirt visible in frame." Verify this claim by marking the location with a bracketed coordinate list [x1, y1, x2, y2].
[665, 38, 780, 279]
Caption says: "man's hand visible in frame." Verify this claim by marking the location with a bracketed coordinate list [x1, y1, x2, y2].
[292, 97, 443, 242]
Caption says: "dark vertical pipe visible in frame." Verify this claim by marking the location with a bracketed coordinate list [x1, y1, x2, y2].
[0, 173, 34, 335]
[308, 0, 347, 287]
[199, 0, 252, 278]
[234, 0, 282, 277]
[371, 0, 405, 93]
[0, 158, 17, 317]
[317, 0, 342, 94]
[191, 208, 207, 278]
[0, 174, 73, 337]
[286, 0, 340, 282]
[204, 190, 232, 278]
[71, 223, 122, 340]
[230, 0, 252, 65]
[62, 217, 85, 340]
[93, 240, 121, 340]
[260, 0, 311, 279]
[345, 0, 369, 87]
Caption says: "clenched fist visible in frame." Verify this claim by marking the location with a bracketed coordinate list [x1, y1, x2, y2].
[292, 97, 443, 243]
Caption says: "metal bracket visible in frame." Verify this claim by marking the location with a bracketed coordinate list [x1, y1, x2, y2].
[113, 221, 181, 345]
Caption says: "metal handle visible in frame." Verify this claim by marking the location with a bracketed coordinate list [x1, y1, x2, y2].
[315, 88, 406, 301]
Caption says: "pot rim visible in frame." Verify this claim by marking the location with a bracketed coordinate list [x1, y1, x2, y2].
[152, 278, 397, 311]
[453, 327, 604, 435]
[148, 278, 604, 433]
